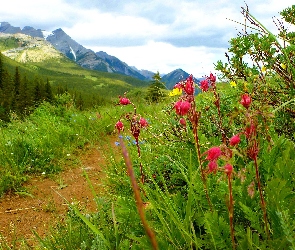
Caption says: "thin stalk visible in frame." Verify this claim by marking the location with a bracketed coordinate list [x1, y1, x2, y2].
[212, 86, 227, 144]
[227, 174, 235, 250]
[135, 137, 144, 184]
[253, 155, 270, 239]
[190, 103, 212, 211]
[119, 136, 158, 250]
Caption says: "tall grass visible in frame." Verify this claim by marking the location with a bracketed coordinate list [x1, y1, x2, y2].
[0, 93, 115, 196]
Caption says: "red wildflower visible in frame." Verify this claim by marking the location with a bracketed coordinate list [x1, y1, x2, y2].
[206, 146, 222, 161]
[184, 75, 194, 95]
[208, 161, 218, 174]
[224, 163, 233, 176]
[174, 100, 191, 116]
[208, 73, 216, 83]
[229, 134, 240, 146]
[115, 120, 124, 133]
[240, 93, 251, 109]
[139, 117, 148, 128]
[119, 97, 131, 105]
[200, 79, 209, 92]
[179, 118, 186, 127]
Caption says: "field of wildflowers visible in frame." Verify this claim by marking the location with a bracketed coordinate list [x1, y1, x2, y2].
[1, 4, 295, 250]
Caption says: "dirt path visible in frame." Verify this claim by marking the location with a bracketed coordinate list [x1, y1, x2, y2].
[0, 138, 119, 248]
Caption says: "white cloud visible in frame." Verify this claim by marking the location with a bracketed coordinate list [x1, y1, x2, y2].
[1, 0, 294, 77]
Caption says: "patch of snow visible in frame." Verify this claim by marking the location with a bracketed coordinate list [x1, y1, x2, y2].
[42, 30, 53, 39]
[69, 46, 76, 61]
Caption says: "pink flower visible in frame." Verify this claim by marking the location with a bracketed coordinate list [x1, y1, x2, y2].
[184, 75, 194, 95]
[139, 117, 148, 128]
[208, 73, 216, 83]
[179, 118, 186, 127]
[229, 134, 240, 146]
[208, 161, 218, 174]
[200, 79, 209, 92]
[119, 97, 131, 105]
[206, 146, 221, 161]
[224, 164, 233, 176]
[115, 120, 124, 133]
[240, 93, 251, 109]
[174, 100, 191, 116]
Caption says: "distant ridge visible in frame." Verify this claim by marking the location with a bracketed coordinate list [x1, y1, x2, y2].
[162, 68, 200, 89]
[0, 22, 202, 82]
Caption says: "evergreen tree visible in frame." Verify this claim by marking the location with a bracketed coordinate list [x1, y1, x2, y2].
[76, 92, 84, 110]
[146, 71, 166, 102]
[0, 53, 4, 89]
[18, 75, 32, 116]
[33, 78, 44, 106]
[44, 78, 53, 102]
[0, 70, 13, 121]
[11, 66, 21, 111]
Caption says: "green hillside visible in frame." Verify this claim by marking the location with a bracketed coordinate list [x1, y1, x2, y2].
[0, 34, 149, 104]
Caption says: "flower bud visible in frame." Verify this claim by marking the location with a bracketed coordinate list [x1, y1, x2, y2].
[224, 163, 233, 176]
[179, 118, 186, 127]
[240, 94, 251, 109]
[206, 146, 221, 161]
[229, 134, 240, 146]
[200, 79, 209, 92]
[139, 117, 148, 128]
[119, 97, 131, 105]
[208, 161, 218, 174]
[174, 100, 191, 116]
[115, 120, 124, 133]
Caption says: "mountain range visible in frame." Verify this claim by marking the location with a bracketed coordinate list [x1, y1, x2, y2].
[0, 21, 198, 88]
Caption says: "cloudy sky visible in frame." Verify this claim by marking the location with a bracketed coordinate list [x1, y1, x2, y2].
[1, 0, 294, 77]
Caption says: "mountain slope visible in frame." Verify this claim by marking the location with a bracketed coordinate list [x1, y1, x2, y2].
[0, 22, 149, 80]
[162, 69, 191, 89]
[0, 33, 148, 103]
[96, 51, 146, 80]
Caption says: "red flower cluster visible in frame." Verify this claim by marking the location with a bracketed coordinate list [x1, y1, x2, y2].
[200, 80, 209, 92]
[174, 100, 191, 116]
[115, 120, 124, 133]
[224, 164, 233, 176]
[119, 97, 131, 105]
[240, 93, 251, 109]
[183, 75, 195, 95]
[208, 73, 216, 83]
[229, 134, 240, 146]
[206, 146, 222, 161]
[172, 75, 195, 96]
[139, 117, 148, 128]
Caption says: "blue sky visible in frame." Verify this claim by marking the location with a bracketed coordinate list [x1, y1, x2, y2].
[1, 0, 294, 77]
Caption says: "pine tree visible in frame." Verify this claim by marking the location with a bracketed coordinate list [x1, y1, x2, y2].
[0, 70, 13, 121]
[11, 66, 21, 111]
[146, 71, 166, 102]
[0, 53, 4, 89]
[18, 75, 32, 116]
[33, 78, 44, 106]
[44, 78, 53, 102]
[76, 92, 84, 110]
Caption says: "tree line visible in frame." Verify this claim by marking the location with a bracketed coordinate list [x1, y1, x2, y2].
[0, 53, 54, 122]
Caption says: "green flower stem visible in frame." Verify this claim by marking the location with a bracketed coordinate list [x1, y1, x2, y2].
[119, 136, 158, 250]
[253, 155, 270, 239]
[190, 101, 212, 211]
[227, 174, 236, 250]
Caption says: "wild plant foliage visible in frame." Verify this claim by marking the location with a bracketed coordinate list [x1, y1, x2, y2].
[3, 4, 294, 250]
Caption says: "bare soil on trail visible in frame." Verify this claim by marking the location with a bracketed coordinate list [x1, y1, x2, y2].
[0, 137, 119, 248]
